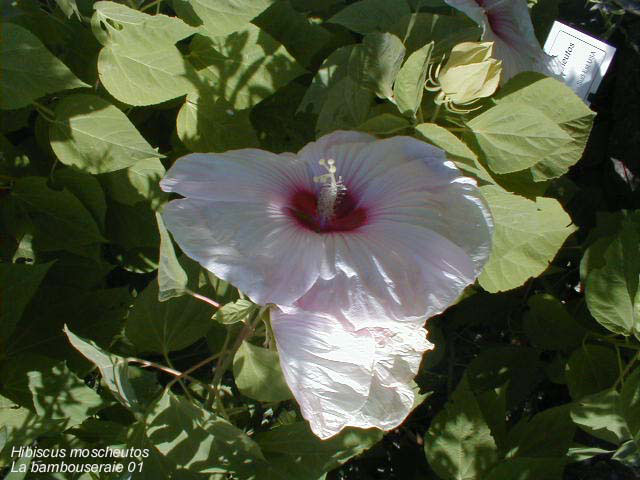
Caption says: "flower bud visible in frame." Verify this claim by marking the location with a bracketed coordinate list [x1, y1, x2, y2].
[438, 42, 502, 105]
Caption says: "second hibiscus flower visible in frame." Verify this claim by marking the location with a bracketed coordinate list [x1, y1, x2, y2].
[160, 131, 494, 438]
[444, 0, 561, 82]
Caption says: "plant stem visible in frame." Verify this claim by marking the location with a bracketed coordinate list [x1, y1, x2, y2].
[163, 350, 193, 401]
[166, 352, 221, 390]
[430, 104, 441, 123]
[140, 0, 162, 12]
[187, 290, 220, 309]
[127, 357, 211, 393]
[614, 352, 640, 389]
[209, 305, 269, 408]
[32, 101, 55, 121]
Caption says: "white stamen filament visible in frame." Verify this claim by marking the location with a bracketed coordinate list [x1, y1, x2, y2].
[313, 159, 345, 225]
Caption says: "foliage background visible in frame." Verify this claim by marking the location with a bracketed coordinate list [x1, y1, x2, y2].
[1, 0, 640, 479]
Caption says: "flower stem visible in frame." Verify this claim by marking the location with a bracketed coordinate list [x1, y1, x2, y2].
[140, 0, 162, 12]
[166, 352, 221, 391]
[127, 357, 212, 394]
[163, 350, 193, 402]
[186, 289, 220, 309]
[430, 104, 441, 123]
[208, 305, 269, 409]
[614, 352, 640, 390]
[32, 101, 55, 121]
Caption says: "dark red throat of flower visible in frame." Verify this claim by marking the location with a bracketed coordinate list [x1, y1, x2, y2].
[286, 188, 368, 233]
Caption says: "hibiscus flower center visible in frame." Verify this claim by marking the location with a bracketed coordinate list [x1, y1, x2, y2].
[286, 159, 368, 233]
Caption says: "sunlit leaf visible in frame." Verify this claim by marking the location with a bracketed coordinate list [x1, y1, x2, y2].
[425, 375, 499, 480]
[467, 102, 573, 175]
[50, 94, 163, 174]
[394, 42, 433, 119]
[176, 94, 259, 153]
[233, 342, 292, 402]
[584, 212, 640, 337]
[495, 73, 595, 181]
[478, 185, 576, 292]
[92, 1, 198, 106]
[349, 32, 405, 101]
[189, 25, 305, 110]
[146, 390, 266, 476]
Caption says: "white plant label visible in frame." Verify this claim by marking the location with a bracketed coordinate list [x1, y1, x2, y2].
[544, 21, 616, 104]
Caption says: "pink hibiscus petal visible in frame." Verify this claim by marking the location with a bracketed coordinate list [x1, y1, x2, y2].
[270, 310, 376, 439]
[160, 150, 311, 204]
[351, 325, 433, 430]
[290, 221, 478, 329]
[162, 199, 326, 306]
[445, 0, 560, 82]
[288, 136, 492, 327]
[272, 309, 433, 438]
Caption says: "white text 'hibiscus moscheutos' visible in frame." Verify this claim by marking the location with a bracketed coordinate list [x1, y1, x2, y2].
[444, 0, 561, 82]
[160, 131, 494, 439]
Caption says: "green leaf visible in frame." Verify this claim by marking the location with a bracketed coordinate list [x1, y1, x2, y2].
[253, 1, 336, 69]
[98, 157, 167, 208]
[328, 0, 411, 34]
[523, 294, 586, 351]
[466, 346, 544, 409]
[0, 395, 66, 466]
[50, 94, 163, 174]
[485, 457, 566, 480]
[565, 345, 619, 399]
[54, 0, 80, 18]
[255, 422, 382, 479]
[0, 23, 88, 110]
[93, 0, 196, 44]
[10, 176, 105, 255]
[394, 42, 433, 119]
[146, 390, 265, 476]
[584, 212, 640, 337]
[317, 75, 373, 136]
[156, 212, 188, 302]
[233, 342, 292, 402]
[349, 32, 405, 101]
[414, 123, 494, 184]
[357, 113, 411, 134]
[125, 262, 215, 354]
[92, 1, 198, 106]
[215, 299, 255, 325]
[507, 405, 574, 459]
[467, 102, 573, 175]
[478, 185, 576, 292]
[425, 375, 499, 480]
[612, 440, 640, 469]
[184, 0, 275, 37]
[298, 45, 374, 135]
[125, 420, 176, 479]
[620, 367, 640, 439]
[52, 167, 107, 232]
[0, 262, 52, 342]
[3, 285, 130, 365]
[0, 354, 102, 427]
[495, 73, 595, 181]
[64, 326, 139, 411]
[571, 389, 631, 445]
[177, 94, 259, 153]
[390, 12, 481, 58]
[567, 445, 614, 463]
[189, 25, 306, 110]
[251, 80, 316, 153]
